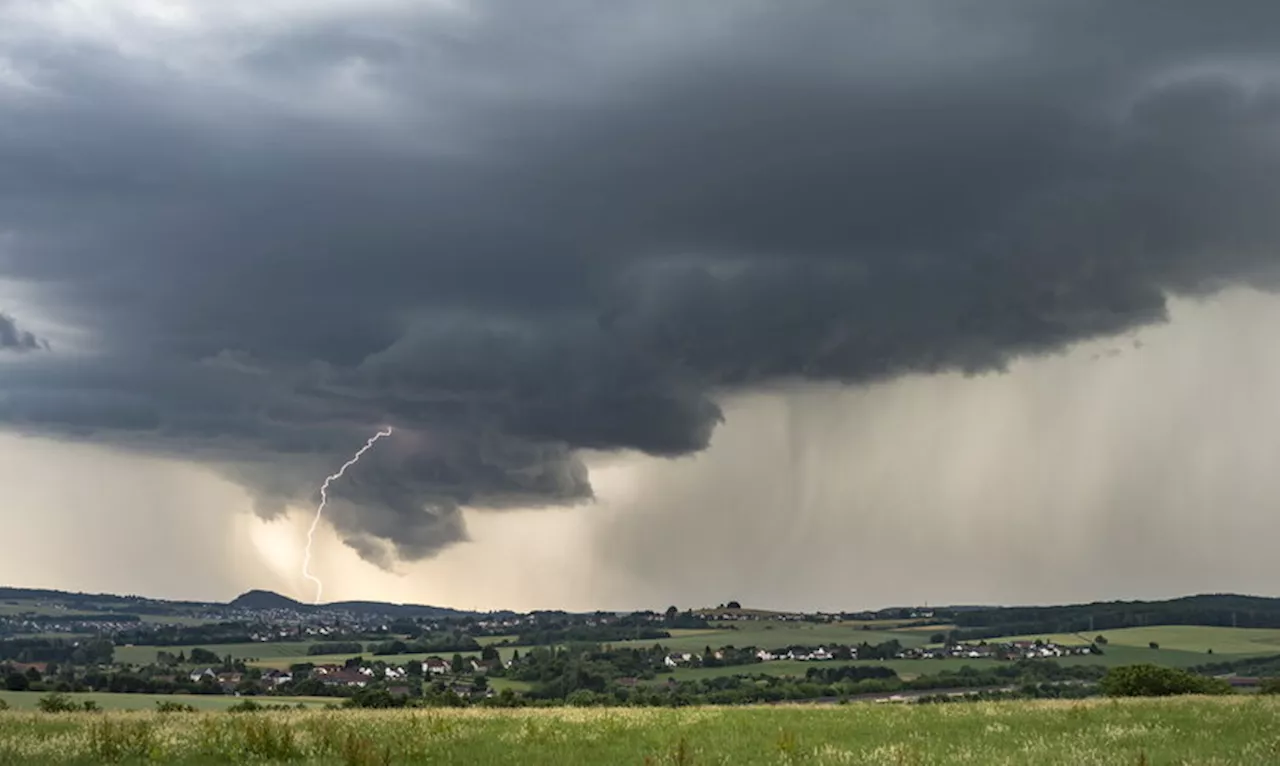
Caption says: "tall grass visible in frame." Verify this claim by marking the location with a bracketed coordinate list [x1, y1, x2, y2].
[0, 697, 1277, 764]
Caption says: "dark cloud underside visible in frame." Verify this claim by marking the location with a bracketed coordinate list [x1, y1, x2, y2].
[3, 0, 1280, 564]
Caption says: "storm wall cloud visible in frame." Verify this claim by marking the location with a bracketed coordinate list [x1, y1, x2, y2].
[3, 0, 1280, 567]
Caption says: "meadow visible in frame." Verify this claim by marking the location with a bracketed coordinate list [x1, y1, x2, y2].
[0, 697, 1277, 764]
[988, 626, 1280, 656]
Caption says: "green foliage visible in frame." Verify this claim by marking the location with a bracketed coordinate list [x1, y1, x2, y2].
[0, 698, 8, 711]
[1259, 678, 1280, 695]
[1099, 665, 1232, 697]
[155, 700, 197, 713]
[188, 648, 220, 665]
[37, 692, 82, 713]
[4, 673, 28, 692]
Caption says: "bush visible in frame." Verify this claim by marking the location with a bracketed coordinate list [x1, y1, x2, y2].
[0, 698, 8, 711]
[156, 700, 198, 713]
[37, 692, 83, 713]
[1100, 665, 1232, 697]
[1259, 678, 1280, 695]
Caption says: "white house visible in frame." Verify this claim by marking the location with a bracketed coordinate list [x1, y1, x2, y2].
[423, 658, 449, 675]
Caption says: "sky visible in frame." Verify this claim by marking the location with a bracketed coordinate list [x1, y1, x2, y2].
[4, 1, 1280, 612]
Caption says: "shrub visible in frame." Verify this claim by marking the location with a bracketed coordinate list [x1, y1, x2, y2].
[37, 692, 83, 713]
[0, 698, 8, 711]
[156, 700, 198, 713]
[1259, 678, 1280, 695]
[1100, 665, 1232, 697]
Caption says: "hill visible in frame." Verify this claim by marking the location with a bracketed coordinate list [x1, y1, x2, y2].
[225, 589, 483, 619]
[227, 590, 305, 611]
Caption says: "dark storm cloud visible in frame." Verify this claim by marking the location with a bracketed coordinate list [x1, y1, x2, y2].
[3, 0, 1280, 564]
[0, 313, 46, 352]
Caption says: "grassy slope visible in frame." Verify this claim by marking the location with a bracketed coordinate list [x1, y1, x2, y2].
[1, 698, 1278, 764]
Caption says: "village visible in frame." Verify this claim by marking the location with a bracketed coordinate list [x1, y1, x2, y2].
[662, 639, 1097, 668]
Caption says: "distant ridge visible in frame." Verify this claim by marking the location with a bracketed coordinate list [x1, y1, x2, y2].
[224, 589, 493, 619]
[228, 590, 305, 611]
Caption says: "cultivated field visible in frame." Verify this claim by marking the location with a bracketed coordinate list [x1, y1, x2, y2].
[987, 626, 1280, 656]
[0, 697, 1277, 764]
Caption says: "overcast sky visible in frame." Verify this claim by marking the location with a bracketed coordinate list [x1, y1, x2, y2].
[4, 1, 1280, 611]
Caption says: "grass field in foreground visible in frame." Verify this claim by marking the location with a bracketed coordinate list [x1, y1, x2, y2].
[1, 697, 1278, 764]
[986, 626, 1280, 656]
[0, 691, 334, 711]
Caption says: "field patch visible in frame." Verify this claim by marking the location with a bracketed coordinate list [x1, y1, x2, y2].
[115, 642, 325, 666]
[0, 691, 332, 711]
[984, 626, 1280, 657]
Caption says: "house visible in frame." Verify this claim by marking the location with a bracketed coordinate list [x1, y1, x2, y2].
[423, 658, 449, 675]
[319, 669, 367, 688]
[261, 670, 293, 688]
[663, 653, 694, 668]
[189, 668, 217, 684]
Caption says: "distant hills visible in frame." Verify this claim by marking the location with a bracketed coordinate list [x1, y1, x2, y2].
[0, 585, 488, 619]
[228, 589, 486, 619]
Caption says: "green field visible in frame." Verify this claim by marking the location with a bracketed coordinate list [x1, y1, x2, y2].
[0, 691, 333, 711]
[611, 621, 931, 654]
[1, 697, 1278, 764]
[989, 626, 1280, 656]
[114, 642, 323, 666]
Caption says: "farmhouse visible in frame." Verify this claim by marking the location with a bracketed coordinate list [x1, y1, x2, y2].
[422, 658, 449, 675]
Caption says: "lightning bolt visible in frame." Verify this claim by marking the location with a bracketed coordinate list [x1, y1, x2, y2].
[302, 427, 394, 605]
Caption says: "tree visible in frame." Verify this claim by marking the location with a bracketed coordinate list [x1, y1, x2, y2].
[1148, 642, 1160, 650]
[1260, 678, 1280, 695]
[451, 653, 467, 674]
[726, 601, 741, 609]
[1100, 665, 1231, 697]
[4, 672, 29, 692]
[24, 667, 41, 682]
[188, 648, 219, 665]
[480, 645, 500, 662]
